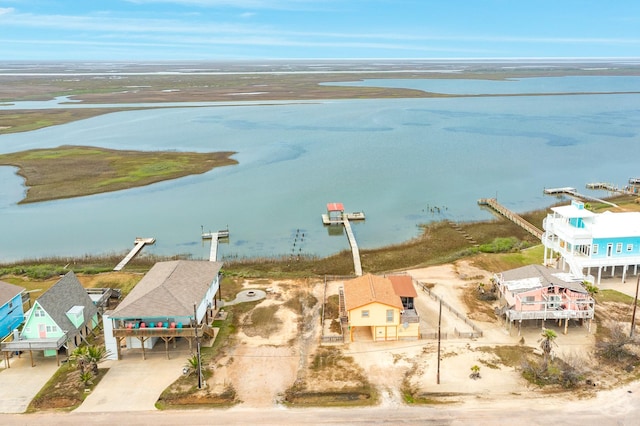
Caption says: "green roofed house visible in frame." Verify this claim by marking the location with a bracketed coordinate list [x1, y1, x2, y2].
[1, 271, 99, 367]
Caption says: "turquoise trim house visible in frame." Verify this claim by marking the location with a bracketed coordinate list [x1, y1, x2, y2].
[104, 260, 222, 360]
[543, 200, 640, 285]
[0, 281, 25, 340]
[1, 271, 99, 366]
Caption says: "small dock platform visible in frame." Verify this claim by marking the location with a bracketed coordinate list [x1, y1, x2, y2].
[478, 198, 543, 240]
[322, 212, 365, 225]
[543, 187, 618, 207]
[114, 237, 155, 271]
[202, 229, 229, 262]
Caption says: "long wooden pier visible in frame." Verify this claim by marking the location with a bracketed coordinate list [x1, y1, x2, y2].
[342, 218, 363, 276]
[478, 198, 543, 240]
[543, 187, 618, 207]
[202, 229, 229, 262]
[114, 237, 155, 271]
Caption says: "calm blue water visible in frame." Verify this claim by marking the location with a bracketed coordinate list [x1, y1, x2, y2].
[1, 76, 639, 262]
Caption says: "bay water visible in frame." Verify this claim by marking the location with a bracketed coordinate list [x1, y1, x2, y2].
[1, 76, 639, 262]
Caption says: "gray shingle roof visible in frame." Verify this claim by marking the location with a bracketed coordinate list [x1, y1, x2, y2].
[37, 271, 98, 335]
[0, 280, 25, 307]
[110, 260, 223, 319]
[500, 264, 587, 294]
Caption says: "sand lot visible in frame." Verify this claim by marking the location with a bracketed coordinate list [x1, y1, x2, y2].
[205, 261, 603, 408]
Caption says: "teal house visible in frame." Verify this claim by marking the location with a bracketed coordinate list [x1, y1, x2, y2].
[1, 271, 98, 366]
[0, 280, 25, 340]
[543, 200, 640, 285]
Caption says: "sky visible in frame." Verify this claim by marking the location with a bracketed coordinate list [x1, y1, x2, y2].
[0, 0, 639, 61]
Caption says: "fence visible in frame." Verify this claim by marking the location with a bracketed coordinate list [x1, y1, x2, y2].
[319, 275, 352, 345]
[415, 280, 483, 338]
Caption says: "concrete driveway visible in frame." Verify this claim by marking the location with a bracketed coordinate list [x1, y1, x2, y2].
[75, 347, 186, 412]
[0, 353, 59, 413]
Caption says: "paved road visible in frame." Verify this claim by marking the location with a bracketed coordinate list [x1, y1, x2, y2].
[0, 353, 59, 414]
[2, 385, 639, 426]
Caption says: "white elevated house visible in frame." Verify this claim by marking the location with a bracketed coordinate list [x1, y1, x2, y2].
[542, 200, 640, 285]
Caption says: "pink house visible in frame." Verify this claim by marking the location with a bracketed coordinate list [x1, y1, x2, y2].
[495, 264, 595, 334]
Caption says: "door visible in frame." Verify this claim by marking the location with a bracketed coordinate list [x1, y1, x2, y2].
[607, 243, 613, 257]
[38, 324, 47, 338]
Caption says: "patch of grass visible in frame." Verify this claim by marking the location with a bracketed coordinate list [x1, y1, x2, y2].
[242, 305, 281, 338]
[0, 145, 237, 204]
[597, 289, 639, 305]
[27, 365, 109, 412]
[284, 289, 318, 316]
[476, 345, 533, 368]
[286, 347, 376, 407]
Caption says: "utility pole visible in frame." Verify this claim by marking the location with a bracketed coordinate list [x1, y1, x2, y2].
[631, 275, 640, 338]
[194, 303, 203, 389]
[437, 299, 442, 385]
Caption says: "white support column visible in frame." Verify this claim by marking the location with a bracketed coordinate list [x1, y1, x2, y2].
[623, 265, 628, 283]
[598, 267, 602, 286]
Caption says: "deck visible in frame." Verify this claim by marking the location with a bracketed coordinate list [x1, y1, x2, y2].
[202, 229, 229, 262]
[114, 237, 155, 271]
[343, 218, 363, 276]
[321, 211, 366, 225]
[543, 187, 618, 207]
[478, 198, 543, 240]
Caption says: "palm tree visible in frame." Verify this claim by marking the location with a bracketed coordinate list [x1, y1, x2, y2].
[184, 354, 199, 375]
[69, 345, 111, 376]
[470, 364, 481, 380]
[69, 346, 89, 375]
[85, 345, 111, 375]
[539, 328, 558, 369]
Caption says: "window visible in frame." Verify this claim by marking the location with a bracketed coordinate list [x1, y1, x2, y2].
[616, 243, 623, 253]
[361, 310, 369, 318]
[524, 296, 535, 303]
[34, 307, 45, 317]
[592, 244, 598, 255]
[46, 325, 57, 333]
[627, 244, 634, 252]
[386, 309, 394, 323]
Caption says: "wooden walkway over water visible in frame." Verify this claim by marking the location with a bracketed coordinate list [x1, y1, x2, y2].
[114, 237, 155, 271]
[543, 187, 618, 207]
[342, 218, 363, 276]
[478, 198, 543, 240]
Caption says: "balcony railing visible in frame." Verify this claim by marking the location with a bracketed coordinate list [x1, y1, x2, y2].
[112, 324, 209, 338]
[1, 334, 68, 351]
[400, 309, 420, 324]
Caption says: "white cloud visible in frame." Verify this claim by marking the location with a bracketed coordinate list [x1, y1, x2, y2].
[0, 7, 15, 16]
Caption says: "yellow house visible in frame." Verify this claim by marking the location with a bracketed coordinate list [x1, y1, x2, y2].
[343, 274, 420, 342]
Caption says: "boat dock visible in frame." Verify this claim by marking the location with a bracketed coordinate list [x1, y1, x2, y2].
[322, 203, 364, 276]
[322, 211, 366, 224]
[543, 187, 618, 207]
[478, 198, 543, 240]
[202, 229, 229, 262]
[114, 237, 155, 271]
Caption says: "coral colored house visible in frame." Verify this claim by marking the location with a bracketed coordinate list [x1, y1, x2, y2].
[495, 264, 594, 334]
